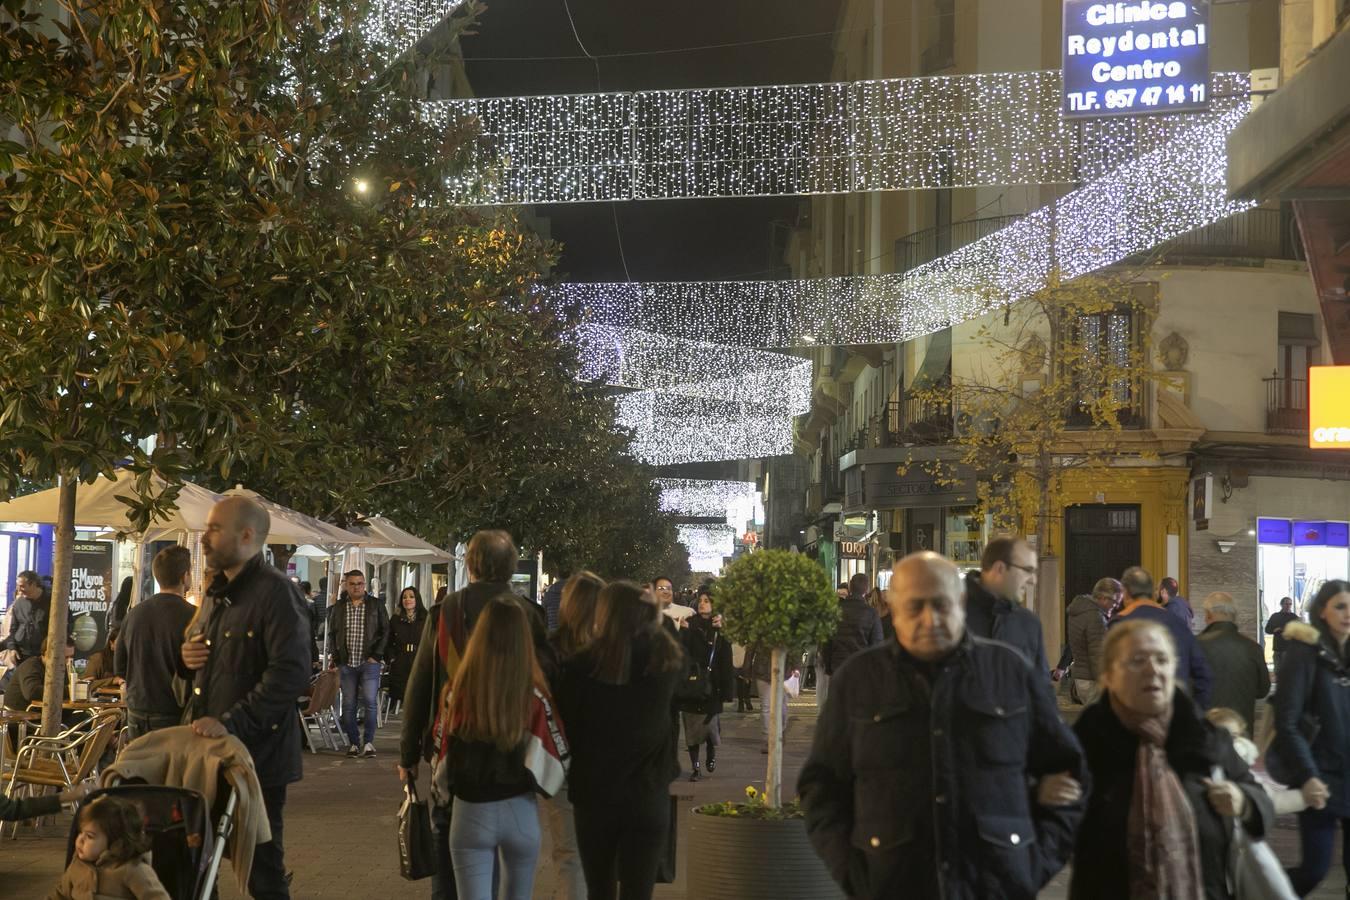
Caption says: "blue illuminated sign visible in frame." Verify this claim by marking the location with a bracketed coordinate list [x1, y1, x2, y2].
[1294, 521, 1327, 546]
[1257, 518, 1292, 545]
[1063, 1, 1211, 118]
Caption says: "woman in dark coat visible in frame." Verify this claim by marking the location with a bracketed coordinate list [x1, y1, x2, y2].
[1071, 618, 1273, 900]
[385, 586, 427, 705]
[679, 588, 735, 781]
[1271, 579, 1350, 895]
[555, 581, 684, 900]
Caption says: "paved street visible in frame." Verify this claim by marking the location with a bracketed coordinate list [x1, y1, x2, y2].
[0, 692, 1345, 898]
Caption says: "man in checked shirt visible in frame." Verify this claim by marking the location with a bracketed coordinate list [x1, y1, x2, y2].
[327, 569, 389, 758]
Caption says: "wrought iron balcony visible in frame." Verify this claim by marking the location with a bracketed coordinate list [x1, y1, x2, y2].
[1265, 376, 1308, 434]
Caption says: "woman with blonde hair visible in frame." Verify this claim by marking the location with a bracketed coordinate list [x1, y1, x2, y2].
[556, 580, 685, 900]
[1070, 618, 1273, 899]
[433, 596, 568, 900]
[551, 572, 605, 661]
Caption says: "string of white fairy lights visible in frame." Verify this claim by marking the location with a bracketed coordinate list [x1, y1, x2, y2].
[658, 481, 761, 572]
[656, 478, 760, 520]
[676, 524, 739, 574]
[431, 71, 1245, 204]
[573, 324, 810, 465]
[561, 78, 1251, 348]
[367, 0, 465, 58]
[428, 67, 1254, 465]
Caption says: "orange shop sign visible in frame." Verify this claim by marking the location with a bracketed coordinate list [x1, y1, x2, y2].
[1309, 366, 1350, 448]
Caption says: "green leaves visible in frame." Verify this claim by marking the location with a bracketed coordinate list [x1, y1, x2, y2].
[714, 550, 838, 651]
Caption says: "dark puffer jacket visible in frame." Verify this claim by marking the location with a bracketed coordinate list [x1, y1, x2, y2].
[1270, 621, 1350, 815]
[1066, 595, 1106, 682]
[799, 635, 1088, 900]
[1070, 690, 1274, 900]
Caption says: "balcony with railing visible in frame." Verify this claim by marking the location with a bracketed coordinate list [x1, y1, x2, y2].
[893, 207, 1303, 276]
[1265, 376, 1308, 434]
[846, 394, 955, 451]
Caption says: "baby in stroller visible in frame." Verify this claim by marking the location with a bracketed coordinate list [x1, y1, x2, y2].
[50, 794, 170, 900]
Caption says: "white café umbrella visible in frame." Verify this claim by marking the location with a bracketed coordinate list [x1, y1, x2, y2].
[0, 468, 223, 536]
[292, 515, 451, 565]
[219, 487, 371, 549]
[0, 469, 225, 608]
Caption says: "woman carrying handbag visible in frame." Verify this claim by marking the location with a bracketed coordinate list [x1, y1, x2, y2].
[679, 589, 735, 782]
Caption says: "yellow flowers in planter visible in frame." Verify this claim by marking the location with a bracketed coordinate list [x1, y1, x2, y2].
[696, 786, 804, 820]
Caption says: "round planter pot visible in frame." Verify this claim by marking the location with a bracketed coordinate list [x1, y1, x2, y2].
[686, 809, 845, 900]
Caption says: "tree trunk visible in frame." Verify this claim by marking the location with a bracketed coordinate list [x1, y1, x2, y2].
[1034, 472, 1053, 612]
[765, 646, 787, 808]
[41, 475, 77, 736]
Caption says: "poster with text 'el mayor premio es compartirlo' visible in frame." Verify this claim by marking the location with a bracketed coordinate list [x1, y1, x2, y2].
[69, 540, 114, 662]
[1063, 1, 1211, 118]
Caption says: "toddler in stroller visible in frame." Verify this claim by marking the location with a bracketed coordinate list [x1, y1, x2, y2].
[60, 783, 235, 900]
[51, 794, 170, 899]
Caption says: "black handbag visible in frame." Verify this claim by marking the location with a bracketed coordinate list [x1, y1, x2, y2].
[398, 779, 437, 881]
[676, 636, 718, 713]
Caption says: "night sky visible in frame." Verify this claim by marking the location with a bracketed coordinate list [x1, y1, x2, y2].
[458, 0, 845, 283]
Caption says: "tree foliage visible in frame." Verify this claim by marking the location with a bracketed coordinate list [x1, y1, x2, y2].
[713, 549, 837, 651]
[0, 0, 686, 725]
[905, 271, 1161, 552]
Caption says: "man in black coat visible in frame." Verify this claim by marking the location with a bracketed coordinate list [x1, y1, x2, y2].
[326, 569, 389, 758]
[181, 496, 312, 900]
[1197, 591, 1270, 734]
[800, 551, 1088, 900]
[817, 571, 883, 709]
[964, 536, 1049, 672]
[1264, 595, 1300, 671]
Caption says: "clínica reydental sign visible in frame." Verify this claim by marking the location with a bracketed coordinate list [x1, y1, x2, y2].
[1310, 367, 1350, 449]
[1063, 1, 1211, 118]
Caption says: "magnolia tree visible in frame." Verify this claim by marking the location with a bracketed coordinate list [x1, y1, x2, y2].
[713, 550, 837, 807]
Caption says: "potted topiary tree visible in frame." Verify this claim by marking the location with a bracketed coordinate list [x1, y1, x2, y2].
[688, 549, 842, 900]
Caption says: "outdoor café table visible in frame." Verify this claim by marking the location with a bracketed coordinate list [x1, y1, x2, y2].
[30, 700, 125, 711]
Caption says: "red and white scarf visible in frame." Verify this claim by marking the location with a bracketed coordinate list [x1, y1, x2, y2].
[431, 689, 570, 805]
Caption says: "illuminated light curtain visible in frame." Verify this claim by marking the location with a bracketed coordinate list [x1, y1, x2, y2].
[430, 72, 1246, 204]
[367, 0, 466, 58]
[558, 85, 1251, 349]
[575, 325, 810, 465]
[677, 524, 737, 573]
[656, 479, 759, 519]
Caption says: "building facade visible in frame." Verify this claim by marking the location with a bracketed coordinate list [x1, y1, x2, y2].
[786, 0, 1339, 663]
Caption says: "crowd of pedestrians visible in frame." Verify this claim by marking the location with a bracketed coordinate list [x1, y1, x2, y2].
[797, 542, 1350, 900]
[10, 497, 1350, 900]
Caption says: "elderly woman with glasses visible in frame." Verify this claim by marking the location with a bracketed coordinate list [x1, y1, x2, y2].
[1067, 619, 1273, 899]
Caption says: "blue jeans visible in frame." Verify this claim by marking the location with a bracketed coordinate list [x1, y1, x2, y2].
[449, 794, 540, 900]
[1288, 806, 1350, 895]
[339, 661, 381, 747]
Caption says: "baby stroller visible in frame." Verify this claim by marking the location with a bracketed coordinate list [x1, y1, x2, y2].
[64, 782, 237, 900]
